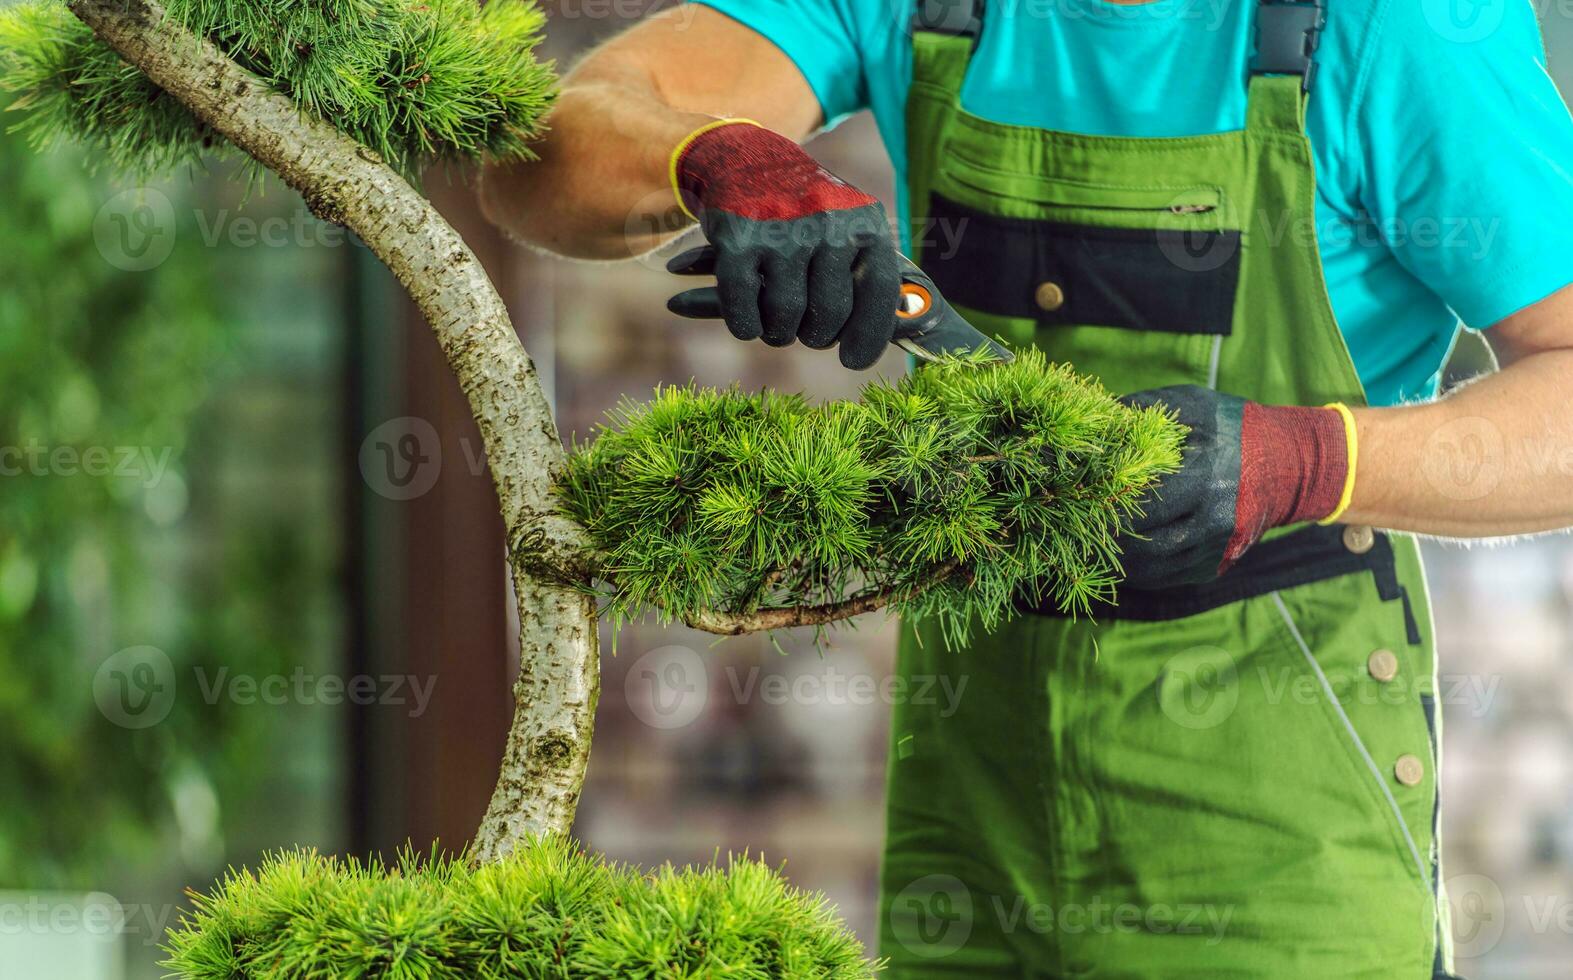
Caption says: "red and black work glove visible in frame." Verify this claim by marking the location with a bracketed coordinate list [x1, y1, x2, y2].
[1117, 385, 1357, 589]
[665, 120, 901, 370]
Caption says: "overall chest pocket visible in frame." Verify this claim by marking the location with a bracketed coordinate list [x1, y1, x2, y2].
[925, 153, 1244, 338]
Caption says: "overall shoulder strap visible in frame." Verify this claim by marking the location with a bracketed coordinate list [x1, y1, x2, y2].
[1247, 0, 1324, 133]
[909, 0, 985, 98]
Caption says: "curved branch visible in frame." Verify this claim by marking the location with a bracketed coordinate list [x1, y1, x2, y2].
[67, 0, 597, 856]
[684, 563, 960, 635]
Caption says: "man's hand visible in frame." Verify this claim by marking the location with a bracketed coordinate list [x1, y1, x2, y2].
[1122, 278, 1573, 589]
[1119, 386, 1352, 589]
[664, 122, 900, 369]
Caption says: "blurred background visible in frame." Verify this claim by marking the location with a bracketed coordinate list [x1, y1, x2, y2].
[1, 1, 1572, 977]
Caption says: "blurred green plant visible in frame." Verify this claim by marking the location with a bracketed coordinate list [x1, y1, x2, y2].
[164, 837, 878, 979]
[560, 350, 1185, 646]
[0, 135, 209, 883]
[0, 0, 553, 176]
[0, 102, 343, 894]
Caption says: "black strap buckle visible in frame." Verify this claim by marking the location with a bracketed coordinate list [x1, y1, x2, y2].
[913, 0, 984, 40]
[1252, 0, 1325, 91]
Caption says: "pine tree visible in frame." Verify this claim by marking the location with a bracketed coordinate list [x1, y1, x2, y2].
[0, 1, 1181, 975]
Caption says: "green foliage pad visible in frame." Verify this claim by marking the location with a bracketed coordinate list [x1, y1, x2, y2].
[163, 837, 878, 979]
[0, 0, 554, 177]
[558, 350, 1185, 645]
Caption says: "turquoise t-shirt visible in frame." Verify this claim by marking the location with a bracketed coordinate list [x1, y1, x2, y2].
[692, 0, 1573, 405]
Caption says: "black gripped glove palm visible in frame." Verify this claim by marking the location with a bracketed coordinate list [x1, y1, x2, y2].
[665, 120, 901, 370]
[1118, 385, 1356, 590]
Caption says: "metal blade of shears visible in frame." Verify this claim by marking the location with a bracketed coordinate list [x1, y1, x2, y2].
[893, 252, 1013, 363]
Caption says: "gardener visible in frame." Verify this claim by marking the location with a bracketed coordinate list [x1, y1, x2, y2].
[481, 0, 1573, 974]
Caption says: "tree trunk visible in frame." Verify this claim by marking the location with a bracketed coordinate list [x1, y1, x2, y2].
[67, 0, 598, 857]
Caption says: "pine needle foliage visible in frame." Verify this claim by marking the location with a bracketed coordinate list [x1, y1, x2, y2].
[0, 0, 554, 177]
[558, 350, 1186, 646]
[162, 837, 879, 979]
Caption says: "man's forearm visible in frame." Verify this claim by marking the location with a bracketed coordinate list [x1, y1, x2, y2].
[478, 7, 822, 260]
[1346, 322, 1573, 537]
[479, 73, 710, 259]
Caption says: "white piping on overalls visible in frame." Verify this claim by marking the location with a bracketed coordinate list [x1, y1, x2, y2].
[1205, 335, 1224, 390]
[1269, 590, 1432, 891]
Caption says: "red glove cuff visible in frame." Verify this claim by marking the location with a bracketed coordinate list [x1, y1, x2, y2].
[1225, 403, 1351, 564]
[673, 120, 877, 222]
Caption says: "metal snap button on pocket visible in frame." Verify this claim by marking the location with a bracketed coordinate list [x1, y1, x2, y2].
[1367, 649, 1399, 683]
[1395, 754, 1425, 787]
[1034, 281, 1066, 312]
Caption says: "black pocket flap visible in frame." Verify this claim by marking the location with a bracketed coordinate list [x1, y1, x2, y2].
[924, 193, 1241, 336]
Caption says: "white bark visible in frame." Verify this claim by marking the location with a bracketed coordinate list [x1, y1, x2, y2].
[66, 0, 598, 855]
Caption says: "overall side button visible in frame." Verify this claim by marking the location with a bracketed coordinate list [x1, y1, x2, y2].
[1367, 648, 1400, 683]
[1034, 281, 1066, 312]
[1394, 754, 1426, 787]
[1342, 524, 1375, 555]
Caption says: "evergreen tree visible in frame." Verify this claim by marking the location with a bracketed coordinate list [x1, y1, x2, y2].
[0, 0, 1181, 974]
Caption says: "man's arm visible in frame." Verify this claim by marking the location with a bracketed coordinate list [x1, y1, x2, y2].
[1119, 288, 1573, 589]
[478, 6, 822, 259]
[1346, 284, 1573, 537]
[481, 5, 902, 369]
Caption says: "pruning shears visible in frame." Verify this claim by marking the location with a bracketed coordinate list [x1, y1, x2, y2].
[666, 246, 1013, 364]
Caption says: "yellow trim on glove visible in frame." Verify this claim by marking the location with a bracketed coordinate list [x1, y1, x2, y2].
[668, 118, 763, 222]
[1317, 402, 1359, 525]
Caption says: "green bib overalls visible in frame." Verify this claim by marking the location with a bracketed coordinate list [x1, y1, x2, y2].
[879, 2, 1456, 976]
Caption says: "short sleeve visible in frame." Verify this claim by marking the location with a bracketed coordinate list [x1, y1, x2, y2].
[689, 0, 871, 125]
[1354, 0, 1573, 328]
